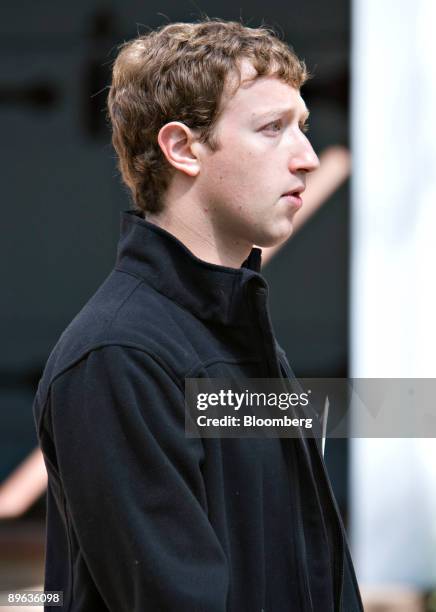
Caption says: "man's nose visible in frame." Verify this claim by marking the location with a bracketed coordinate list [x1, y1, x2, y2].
[289, 138, 320, 174]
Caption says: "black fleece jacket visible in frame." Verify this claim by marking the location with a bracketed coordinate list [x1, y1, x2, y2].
[33, 210, 363, 611]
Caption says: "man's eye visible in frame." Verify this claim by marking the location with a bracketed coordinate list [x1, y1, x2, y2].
[300, 122, 310, 133]
[263, 120, 282, 133]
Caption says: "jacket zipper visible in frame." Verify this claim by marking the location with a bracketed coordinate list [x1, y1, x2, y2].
[277, 353, 364, 612]
[248, 285, 317, 611]
[249, 283, 352, 611]
[311, 436, 364, 611]
[310, 437, 345, 611]
[277, 352, 346, 611]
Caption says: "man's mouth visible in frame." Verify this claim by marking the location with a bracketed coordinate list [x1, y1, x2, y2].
[281, 185, 305, 198]
[281, 187, 305, 208]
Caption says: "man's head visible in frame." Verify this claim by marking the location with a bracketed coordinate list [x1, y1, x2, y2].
[108, 20, 319, 250]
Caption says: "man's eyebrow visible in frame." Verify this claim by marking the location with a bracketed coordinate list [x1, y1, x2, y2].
[251, 107, 310, 122]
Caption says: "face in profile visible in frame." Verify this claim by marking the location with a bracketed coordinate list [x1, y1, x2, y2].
[194, 60, 320, 249]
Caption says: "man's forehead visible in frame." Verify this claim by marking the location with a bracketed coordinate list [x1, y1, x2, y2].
[220, 59, 308, 119]
[229, 77, 308, 117]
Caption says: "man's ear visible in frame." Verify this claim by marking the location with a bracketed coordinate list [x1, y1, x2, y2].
[157, 122, 200, 177]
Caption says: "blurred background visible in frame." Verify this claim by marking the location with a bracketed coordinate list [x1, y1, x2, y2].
[0, 1, 435, 611]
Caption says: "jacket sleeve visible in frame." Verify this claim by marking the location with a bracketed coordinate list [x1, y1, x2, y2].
[47, 344, 229, 611]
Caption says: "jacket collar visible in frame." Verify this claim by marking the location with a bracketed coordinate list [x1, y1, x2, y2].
[115, 210, 266, 325]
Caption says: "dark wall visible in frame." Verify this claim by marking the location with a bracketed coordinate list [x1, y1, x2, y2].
[1, 1, 350, 510]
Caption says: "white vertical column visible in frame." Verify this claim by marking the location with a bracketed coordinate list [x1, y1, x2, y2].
[351, 0, 436, 587]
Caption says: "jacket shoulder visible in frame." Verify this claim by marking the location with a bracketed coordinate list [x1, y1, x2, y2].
[35, 269, 200, 402]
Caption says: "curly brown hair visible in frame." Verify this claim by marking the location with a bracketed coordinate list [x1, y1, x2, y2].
[107, 19, 308, 214]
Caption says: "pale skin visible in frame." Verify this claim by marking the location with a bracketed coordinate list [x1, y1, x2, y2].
[0, 447, 47, 518]
[147, 59, 320, 267]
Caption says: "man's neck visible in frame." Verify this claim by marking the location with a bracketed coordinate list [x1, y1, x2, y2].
[146, 192, 253, 269]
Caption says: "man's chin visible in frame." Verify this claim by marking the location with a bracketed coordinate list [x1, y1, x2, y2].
[253, 225, 293, 249]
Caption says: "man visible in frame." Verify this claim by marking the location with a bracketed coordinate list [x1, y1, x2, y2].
[33, 20, 363, 611]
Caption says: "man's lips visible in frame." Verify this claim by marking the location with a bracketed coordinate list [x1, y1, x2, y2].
[281, 185, 305, 197]
[281, 187, 305, 208]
